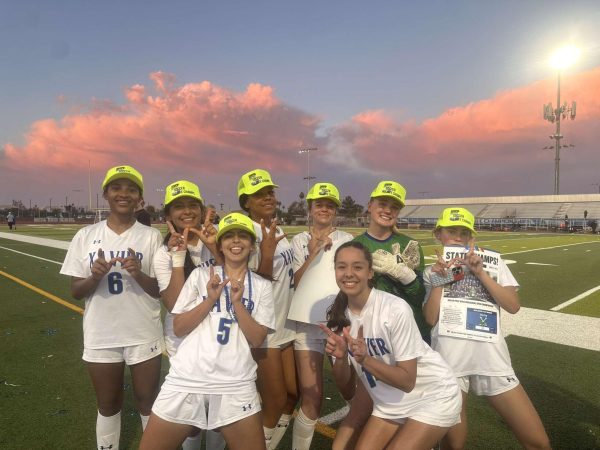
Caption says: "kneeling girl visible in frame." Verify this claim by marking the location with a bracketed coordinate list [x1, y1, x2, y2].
[322, 241, 461, 450]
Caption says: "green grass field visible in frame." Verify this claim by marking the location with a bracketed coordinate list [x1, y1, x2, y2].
[1, 225, 599, 449]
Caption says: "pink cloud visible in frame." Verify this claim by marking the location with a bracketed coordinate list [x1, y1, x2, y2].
[3, 72, 319, 178]
[325, 66, 600, 196]
[3, 67, 600, 208]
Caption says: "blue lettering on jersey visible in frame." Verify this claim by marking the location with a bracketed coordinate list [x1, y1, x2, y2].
[88, 252, 96, 268]
[365, 337, 391, 356]
[209, 296, 254, 316]
[280, 248, 294, 266]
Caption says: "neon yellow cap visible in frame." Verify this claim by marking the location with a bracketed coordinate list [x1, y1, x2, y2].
[164, 180, 203, 206]
[306, 182, 341, 207]
[436, 207, 477, 233]
[102, 165, 144, 194]
[216, 213, 257, 241]
[370, 181, 406, 206]
[237, 169, 278, 198]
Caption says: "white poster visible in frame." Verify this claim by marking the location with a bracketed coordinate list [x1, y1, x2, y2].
[438, 245, 502, 343]
[287, 249, 338, 324]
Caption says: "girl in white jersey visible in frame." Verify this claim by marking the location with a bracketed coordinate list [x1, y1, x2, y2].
[422, 208, 550, 450]
[60, 165, 164, 450]
[140, 212, 275, 450]
[290, 182, 353, 450]
[321, 241, 462, 450]
[237, 169, 298, 449]
[152, 180, 225, 450]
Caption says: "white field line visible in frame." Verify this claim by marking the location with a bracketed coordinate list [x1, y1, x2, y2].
[502, 307, 600, 352]
[419, 235, 592, 249]
[319, 405, 350, 425]
[501, 240, 600, 256]
[551, 286, 600, 311]
[0, 245, 62, 265]
[0, 232, 70, 250]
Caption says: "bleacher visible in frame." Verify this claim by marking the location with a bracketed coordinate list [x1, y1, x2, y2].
[397, 194, 600, 231]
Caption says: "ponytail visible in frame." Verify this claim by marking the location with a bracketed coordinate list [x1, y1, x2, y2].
[326, 240, 374, 332]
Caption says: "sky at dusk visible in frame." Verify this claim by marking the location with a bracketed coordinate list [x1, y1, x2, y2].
[1, 0, 600, 211]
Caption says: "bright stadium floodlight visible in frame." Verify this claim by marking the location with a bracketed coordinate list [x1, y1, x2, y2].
[550, 45, 580, 69]
[542, 45, 580, 195]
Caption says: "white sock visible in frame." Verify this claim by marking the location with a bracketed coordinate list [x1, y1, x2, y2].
[264, 426, 275, 449]
[205, 429, 226, 450]
[96, 411, 121, 450]
[269, 413, 292, 449]
[181, 433, 202, 450]
[140, 413, 150, 431]
[292, 408, 317, 450]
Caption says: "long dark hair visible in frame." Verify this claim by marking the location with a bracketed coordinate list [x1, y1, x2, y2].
[326, 241, 374, 332]
[163, 201, 206, 280]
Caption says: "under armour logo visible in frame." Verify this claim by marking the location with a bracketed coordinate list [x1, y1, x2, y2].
[150, 345, 158, 352]
[93, 239, 102, 244]
[242, 403, 252, 411]
[100, 446, 113, 450]
[506, 376, 516, 383]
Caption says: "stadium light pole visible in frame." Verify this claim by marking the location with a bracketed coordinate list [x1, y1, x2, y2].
[299, 147, 317, 223]
[543, 45, 579, 195]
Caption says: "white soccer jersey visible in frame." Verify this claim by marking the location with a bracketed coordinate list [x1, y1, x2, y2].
[252, 220, 295, 346]
[153, 242, 217, 355]
[290, 230, 354, 273]
[347, 289, 459, 419]
[162, 266, 275, 394]
[60, 220, 163, 349]
[424, 259, 519, 376]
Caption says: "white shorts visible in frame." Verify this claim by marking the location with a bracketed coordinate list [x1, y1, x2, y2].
[373, 388, 462, 428]
[293, 321, 326, 353]
[82, 338, 165, 365]
[152, 389, 261, 430]
[261, 319, 296, 348]
[457, 374, 520, 396]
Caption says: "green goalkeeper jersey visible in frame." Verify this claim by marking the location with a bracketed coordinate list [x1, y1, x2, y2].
[354, 232, 429, 340]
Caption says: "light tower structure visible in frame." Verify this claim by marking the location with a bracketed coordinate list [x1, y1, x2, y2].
[543, 45, 579, 195]
[298, 146, 318, 223]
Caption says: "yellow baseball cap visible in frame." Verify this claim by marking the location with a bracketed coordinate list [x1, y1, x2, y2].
[306, 182, 341, 207]
[237, 169, 279, 198]
[370, 181, 406, 206]
[164, 180, 203, 206]
[216, 213, 257, 241]
[102, 165, 144, 194]
[436, 207, 477, 234]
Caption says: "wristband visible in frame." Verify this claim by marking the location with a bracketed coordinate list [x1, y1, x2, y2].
[170, 250, 186, 268]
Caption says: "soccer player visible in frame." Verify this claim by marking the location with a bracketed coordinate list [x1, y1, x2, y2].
[140, 213, 275, 450]
[60, 165, 164, 450]
[152, 180, 225, 450]
[237, 169, 297, 448]
[422, 207, 551, 450]
[322, 241, 461, 450]
[290, 182, 353, 449]
[335, 180, 427, 449]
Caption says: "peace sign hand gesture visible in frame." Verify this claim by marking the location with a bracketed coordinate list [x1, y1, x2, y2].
[121, 248, 143, 277]
[343, 325, 368, 364]
[166, 221, 188, 251]
[432, 249, 463, 277]
[260, 218, 286, 255]
[465, 239, 484, 276]
[91, 248, 117, 281]
[229, 272, 246, 305]
[319, 323, 348, 359]
[308, 226, 334, 256]
[206, 265, 229, 304]
[190, 212, 218, 247]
